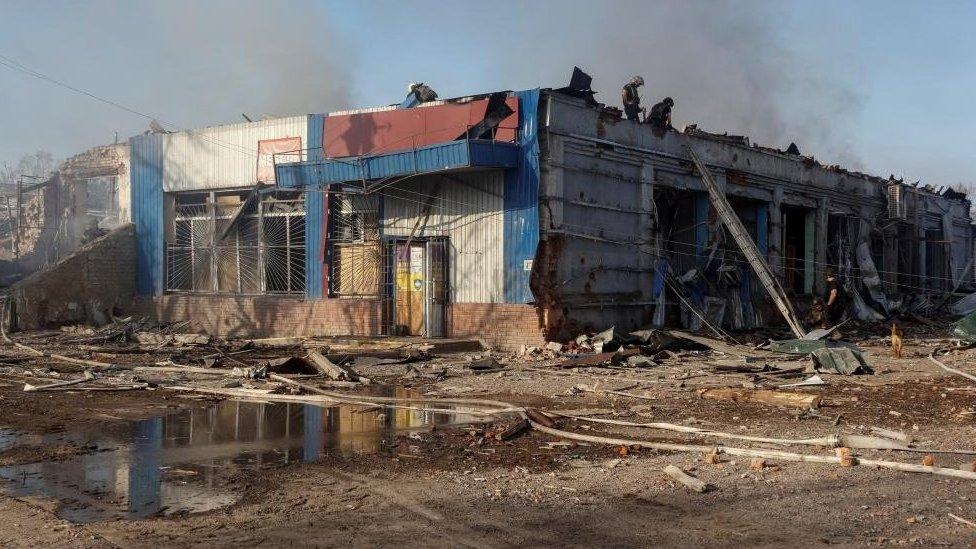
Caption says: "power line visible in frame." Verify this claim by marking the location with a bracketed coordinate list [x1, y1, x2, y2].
[0, 52, 258, 158]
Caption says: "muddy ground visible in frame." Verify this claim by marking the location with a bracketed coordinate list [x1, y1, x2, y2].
[0, 324, 975, 547]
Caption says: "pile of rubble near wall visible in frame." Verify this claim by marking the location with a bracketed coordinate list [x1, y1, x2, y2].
[10, 224, 135, 330]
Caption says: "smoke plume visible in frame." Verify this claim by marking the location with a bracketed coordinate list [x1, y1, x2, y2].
[494, 1, 866, 167]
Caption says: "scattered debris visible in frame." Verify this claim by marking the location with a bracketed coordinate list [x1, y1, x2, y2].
[307, 350, 368, 383]
[779, 375, 826, 388]
[810, 347, 872, 375]
[699, 387, 821, 410]
[948, 513, 976, 528]
[663, 465, 710, 493]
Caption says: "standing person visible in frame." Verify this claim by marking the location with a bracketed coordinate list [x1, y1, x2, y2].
[821, 268, 847, 336]
[621, 76, 644, 121]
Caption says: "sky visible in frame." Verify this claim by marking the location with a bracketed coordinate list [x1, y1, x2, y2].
[0, 0, 974, 188]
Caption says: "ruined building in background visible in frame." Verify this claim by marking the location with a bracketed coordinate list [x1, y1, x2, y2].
[3, 143, 130, 272]
[28, 82, 964, 348]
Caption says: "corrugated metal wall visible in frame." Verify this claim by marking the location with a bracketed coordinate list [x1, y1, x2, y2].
[161, 116, 308, 192]
[503, 89, 541, 303]
[305, 114, 326, 298]
[130, 133, 165, 295]
[381, 171, 505, 303]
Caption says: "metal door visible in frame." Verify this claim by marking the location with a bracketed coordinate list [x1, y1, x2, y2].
[424, 238, 447, 337]
[389, 237, 448, 337]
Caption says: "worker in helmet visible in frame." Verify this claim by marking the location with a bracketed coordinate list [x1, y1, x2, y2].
[647, 97, 674, 137]
[621, 76, 645, 121]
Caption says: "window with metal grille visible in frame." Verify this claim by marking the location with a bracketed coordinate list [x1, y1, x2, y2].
[166, 190, 306, 294]
[329, 193, 381, 297]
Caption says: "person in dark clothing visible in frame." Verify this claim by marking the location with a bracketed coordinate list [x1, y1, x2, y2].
[647, 97, 674, 135]
[621, 76, 644, 121]
[821, 268, 847, 329]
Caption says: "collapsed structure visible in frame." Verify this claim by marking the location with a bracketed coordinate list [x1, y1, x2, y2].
[14, 76, 971, 348]
[1, 143, 130, 270]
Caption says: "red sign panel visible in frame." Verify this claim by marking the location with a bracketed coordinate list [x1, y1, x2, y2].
[257, 136, 303, 183]
[323, 97, 518, 158]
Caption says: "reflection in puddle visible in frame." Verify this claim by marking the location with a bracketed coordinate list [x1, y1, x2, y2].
[0, 392, 480, 522]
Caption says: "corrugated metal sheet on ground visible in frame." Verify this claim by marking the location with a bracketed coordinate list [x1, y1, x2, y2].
[381, 171, 504, 303]
[161, 116, 308, 192]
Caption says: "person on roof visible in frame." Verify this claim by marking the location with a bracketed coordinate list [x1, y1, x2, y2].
[647, 97, 674, 135]
[621, 76, 645, 121]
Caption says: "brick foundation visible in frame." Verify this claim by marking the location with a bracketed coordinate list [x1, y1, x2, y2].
[133, 295, 383, 339]
[132, 295, 542, 350]
[447, 303, 546, 350]
[12, 224, 136, 329]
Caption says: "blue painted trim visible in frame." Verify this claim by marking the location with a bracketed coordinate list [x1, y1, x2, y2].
[755, 203, 769, 257]
[130, 134, 164, 296]
[276, 139, 518, 188]
[305, 114, 325, 299]
[302, 404, 323, 461]
[694, 193, 709, 257]
[503, 89, 541, 303]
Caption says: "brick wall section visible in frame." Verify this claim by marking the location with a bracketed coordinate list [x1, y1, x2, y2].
[13, 224, 136, 329]
[133, 295, 383, 339]
[133, 296, 540, 350]
[447, 303, 546, 351]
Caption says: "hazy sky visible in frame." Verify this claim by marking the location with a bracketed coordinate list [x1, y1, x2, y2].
[1, 0, 974, 187]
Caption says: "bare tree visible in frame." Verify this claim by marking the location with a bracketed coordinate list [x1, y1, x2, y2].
[0, 151, 60, 194]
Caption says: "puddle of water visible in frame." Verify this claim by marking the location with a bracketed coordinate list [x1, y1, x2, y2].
[0, 391, 482, 523]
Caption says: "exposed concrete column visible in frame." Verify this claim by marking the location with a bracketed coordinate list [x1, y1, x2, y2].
[814, 197, 829, 295]
[918, 224, 928, 290]
[803, 210, 815, 295]
[768, 187, 783, 279]
[638, 162, 655, 296]
[883, 224, 899, 293]
[638, 163, 655, 327]
[539, 134, 564, 233]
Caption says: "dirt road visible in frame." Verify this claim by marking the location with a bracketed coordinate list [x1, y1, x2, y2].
[0, 332, 975, 547]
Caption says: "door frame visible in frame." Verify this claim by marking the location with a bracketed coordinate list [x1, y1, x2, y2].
[383, 235, 449, 337]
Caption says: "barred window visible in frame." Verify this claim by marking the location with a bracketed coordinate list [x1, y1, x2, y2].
[166, 190, 306, 294]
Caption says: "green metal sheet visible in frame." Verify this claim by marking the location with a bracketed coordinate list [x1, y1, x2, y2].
[953, 311, 976, 341]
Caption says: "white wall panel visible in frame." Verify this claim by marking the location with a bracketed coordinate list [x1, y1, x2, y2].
[382, 171, 504, 303]
[161, 116, 307, 192]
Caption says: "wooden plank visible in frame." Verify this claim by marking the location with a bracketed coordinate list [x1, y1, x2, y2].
[663, 465, 710, 493]
[699, 387, 821, 410]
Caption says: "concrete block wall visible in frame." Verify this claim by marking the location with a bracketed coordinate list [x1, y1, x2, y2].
[447, 303, 546, 350]
[12, 224, 136, 329]
[133, 295, 383, 339]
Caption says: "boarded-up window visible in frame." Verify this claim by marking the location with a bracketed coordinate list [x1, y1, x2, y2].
[332, 242, 380, 296]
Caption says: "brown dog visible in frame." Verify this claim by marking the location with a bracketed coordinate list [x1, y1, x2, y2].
[891, 322, 903, 358]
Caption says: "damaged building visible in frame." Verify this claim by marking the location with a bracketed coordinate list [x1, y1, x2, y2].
[82, 82, 973, 349]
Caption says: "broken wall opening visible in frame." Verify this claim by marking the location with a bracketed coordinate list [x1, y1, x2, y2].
[781, 205, 812, 295]
[924, 227, 948, 291]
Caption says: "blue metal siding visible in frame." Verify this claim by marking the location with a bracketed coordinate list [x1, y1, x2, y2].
[305, 114, 325, 299]
[276, 139, 517, 187]
[130, 134, 164, 296]
[503, 89, 541, 303]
